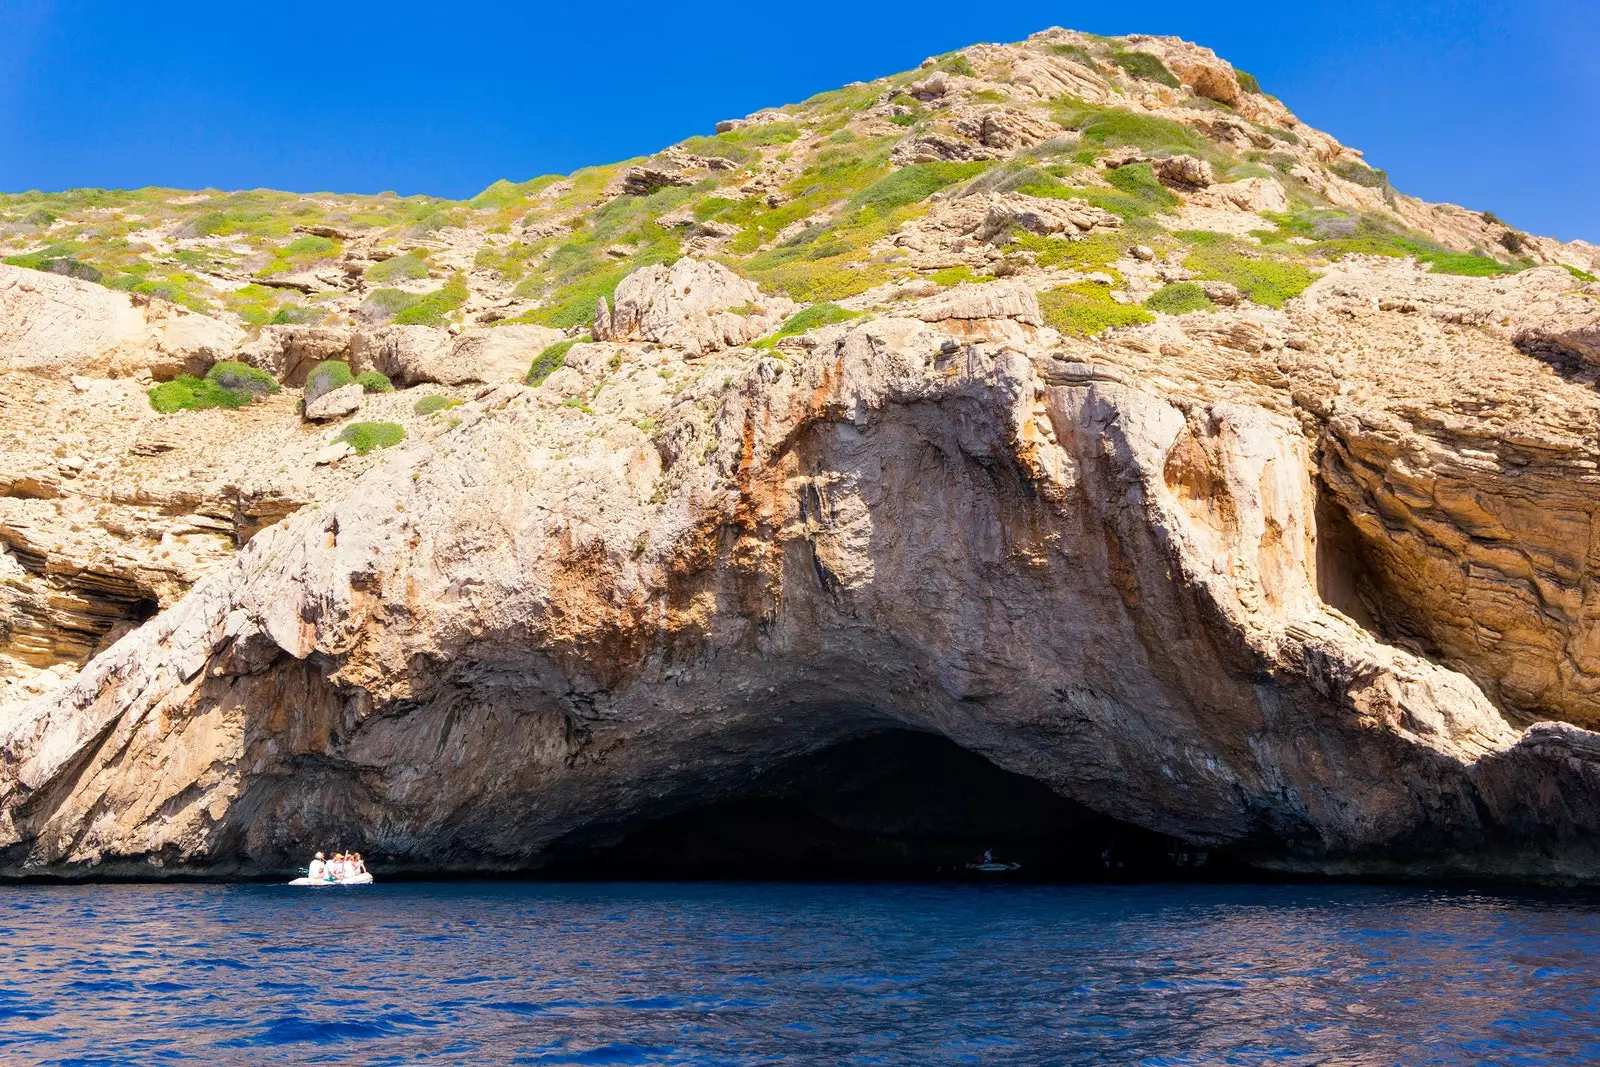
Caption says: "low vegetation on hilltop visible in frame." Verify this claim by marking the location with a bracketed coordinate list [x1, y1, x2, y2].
[3, 27, 1585, 353]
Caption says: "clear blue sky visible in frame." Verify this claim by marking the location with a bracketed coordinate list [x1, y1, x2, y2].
[2, 0, 1596, 241]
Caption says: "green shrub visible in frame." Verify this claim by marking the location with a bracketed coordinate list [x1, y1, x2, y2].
[1235, 69, 1262, 95]
[1144, 282, 1214, 314]
[337, 421, 406, 455]
[527, 340, 576, 385]
[1046, 44, 1098, 68]
[356, 370, 394, 393]
[1011, 163, 1175, 222]
[847, 162, 990, 215]
[366, 254, 429, 283]
[1179, 232, 1320, 307]
[528, 265, 636, 328]
[1276, 213, 1523, 278]
[1039, 282, 1154, 337]
[147, 376, 251, 413]
[1329, 161, 1389, 189]
[5, 243, 104, 283]
[46, 258, 101, 282]
[224, 283, 280, 325]
[393, 275, 469, 326]
[1252, 123, 1300, 145]
[936, 54, 976, 77]
[305, 360, 355, 404]
[1564, 264, 1599, 283]
[754, 303, 862, 347]
[1053, 102, 1211, 157]
[282, 235, 335, 257]
[1415, 250, 1519, 277]
[1009, 229, 1131, 270]
[271, 305, 319, 324]
[183, 211, 229, 236]
[1497, 229, 1531, 255]
[1108, 50, 1180, 88]
[1103, 163, 1181, 214]
[407, 203, 461, 234]
[363, 288, 421, 321]
[744, 122, 803, 146]
[414, 394, 462, 415]
[928, 266, 991, 287]
[467, 174, 562, 211]
[709, 144, 896, 253]
[679, 122, 801, 165]
[743, 253, 889, 303]
[205, 360, 278, 397]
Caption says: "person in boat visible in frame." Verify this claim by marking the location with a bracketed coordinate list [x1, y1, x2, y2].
[981, 848, 994, 865]
[350, 853, 367, 876]
[307, 852, 327, 881]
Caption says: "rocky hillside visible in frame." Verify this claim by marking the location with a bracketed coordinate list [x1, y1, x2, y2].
[3, 29, 1600, 881]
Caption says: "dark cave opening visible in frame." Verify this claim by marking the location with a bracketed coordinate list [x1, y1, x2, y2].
[540, 730, 1236, 881]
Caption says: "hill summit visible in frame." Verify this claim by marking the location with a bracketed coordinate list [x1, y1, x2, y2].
[3, 28, 1595, 335]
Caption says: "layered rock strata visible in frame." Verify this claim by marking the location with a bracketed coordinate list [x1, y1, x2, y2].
[4, 272, 1600, 881]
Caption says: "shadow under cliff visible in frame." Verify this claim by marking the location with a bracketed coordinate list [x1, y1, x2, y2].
[534, 730, 1241, 882]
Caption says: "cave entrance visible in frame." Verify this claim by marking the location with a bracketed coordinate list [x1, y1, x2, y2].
[541, 730, 1221, 881]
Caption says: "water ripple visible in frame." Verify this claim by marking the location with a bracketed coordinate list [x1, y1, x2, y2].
[2, 882, 1599, 1063]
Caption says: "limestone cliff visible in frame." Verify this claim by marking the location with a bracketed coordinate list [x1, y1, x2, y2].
[3, 29, 1600, 881]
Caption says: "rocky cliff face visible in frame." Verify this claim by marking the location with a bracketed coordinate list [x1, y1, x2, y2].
[3, 29, 1600, 881]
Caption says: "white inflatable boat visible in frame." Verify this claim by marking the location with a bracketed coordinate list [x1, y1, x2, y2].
[288, 872, 374, 886]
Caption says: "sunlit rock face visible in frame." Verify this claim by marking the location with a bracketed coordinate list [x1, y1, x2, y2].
[5, 291, 1600, 883]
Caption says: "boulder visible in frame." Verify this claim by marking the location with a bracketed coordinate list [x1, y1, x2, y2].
[1152, 155, 1216, 188]
[951, 108, 1063, 152]
[349, 325, 452, 385]
[1167, 55, 1242, 107]
[239, 326, 353, 386]
[973, 194, 1122, 243]
[911, 281, 1042, 326]
[444, 325, 568, 384]
[356, 324, 565, 386]
[138, 299, 245, 379]
[909, 72, 950, 100]
[619, 167, 694, 198]
[1200, 281, 1244, 306]
[303, 382, 363, 422]
[593, 258, 794, 356]
[312, 441, 356, 466]
[1516, 313, 1600, 368]
[0, 263, 242, 380]
[892, 133, 996, 166]
[909, 280, 1043, 342]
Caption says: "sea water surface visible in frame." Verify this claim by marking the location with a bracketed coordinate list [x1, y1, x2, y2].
[2, 881, 1598, 1065]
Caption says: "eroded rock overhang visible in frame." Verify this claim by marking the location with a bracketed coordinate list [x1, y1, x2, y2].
[3, 311, 1600, 882]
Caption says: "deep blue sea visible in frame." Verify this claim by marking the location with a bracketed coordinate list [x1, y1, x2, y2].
[2, 881, 1598, 1065]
